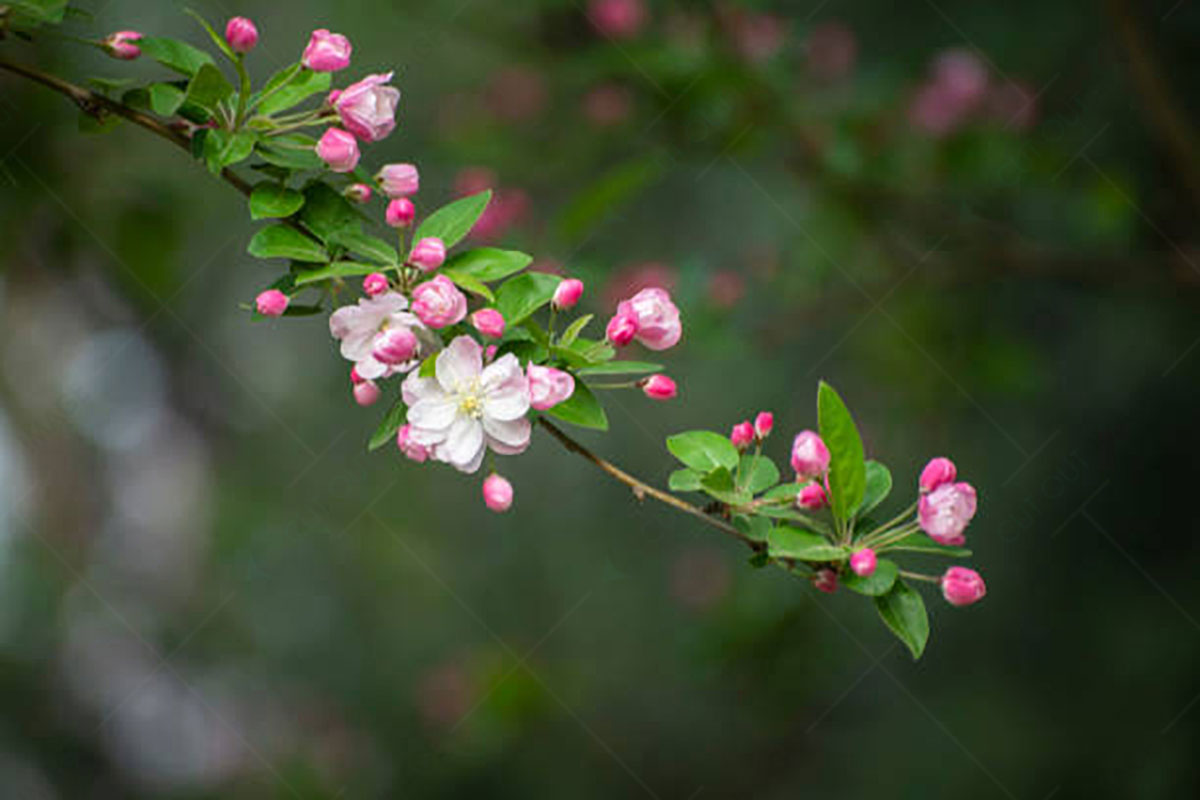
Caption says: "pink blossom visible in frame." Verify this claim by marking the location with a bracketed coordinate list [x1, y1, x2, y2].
[850, 548, 877, 577]
[605, 313, 638, 347]
[527, 364, 576, 410]
[484, 66, 547, 123]
[401, 336, 532, 473]
[987, 81, 1038, 131]
[552, 278, 585, 310]
[255, 289, 289, 317]
[344, 183, 372, 204]
[353, 380, 381, 407]
[377, 163, 419, 197]
[642, 374, 678, 400]
[471, 309, 507, 339]
[224, 17, 258, 54]
[932, 48, 989, 105]
[919, 457, 957, 493]
[385, 198, 415, 228]
[707, 270, 745, 309]
[919, 482, 978, 545]
[805, 21, 858, 81]
[302, 29, 352, 72]
[730, 421, 754, 450]
[813, 568, 838, 594]
[796, 482, 828, 510]
[104, 31, 143, 60]
[329, 291, 435, 380]
[669, 547, 731, 611]
[362, 272, 389, 297]
[941, 566, 986, 607]
[396, 424, 429, 463]
[617, 287, 682, 350]
[754, 411, 774, 439]
[604, 262, 678, 307]
[483, 473, 514, 512]
[409, 237, 446, 272]
[316, 128, 359, 172]
[411, 275, 468, 329]
[583, 83, 633, 126]
[588, 0, 646, 39]
[726, 10, 786, 63]
[790, 430, 830, 480]
[334, 72, 400, 142]
[373, 326, 419, 366]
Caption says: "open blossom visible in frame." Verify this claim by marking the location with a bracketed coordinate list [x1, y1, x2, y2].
[471, 309, 506, 339]
[527, 364, 575, 410]
[224, 17, 258, 54]
[378, 163, 419, 197]
[329, 291, 435, 380]
[316, 128, 359, 172]
[790, 430, 830, 479]
[483, 473, 514, 512]
[335, 72, 400, 142]
[796, 482, 828, 510]
[553, 278, 584, 310]
[401, 336, 532, 473]
[919, 457, 957, 493]
[730, 421, 754, 450]
[411, 275, 467, 329]
[302, 29, 352, 72]
[850, 548, 877, 577]
[396, 424, 429, 463]
[941, 567, 986, 607]
[919, 482, 978, 545]
[104, 31, 143, 60]
[617, 287, 682, 350]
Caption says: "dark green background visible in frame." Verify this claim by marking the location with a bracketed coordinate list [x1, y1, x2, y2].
[1, 0, 1198, 797]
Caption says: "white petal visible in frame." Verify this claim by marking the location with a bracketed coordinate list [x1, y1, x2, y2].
[436, 336, 482, 392]
[484, 384, 530, 421]
[401, 371, 438, 406]
[355, 355, 387, 381]
[484, 415, 531, 455]
[408, 396, 458, 430]
[340, 330, 376, 361]
[442, 416, 484, 470]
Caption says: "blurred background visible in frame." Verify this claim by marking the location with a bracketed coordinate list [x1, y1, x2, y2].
[2, 0, 1199, 797]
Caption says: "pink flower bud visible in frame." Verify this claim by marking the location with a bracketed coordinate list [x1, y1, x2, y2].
[377, 163, 420, 198]
[527, 364, 576, 410]
[411, 275, 468, 329]
[362, 272, 389, 297]
[790, 430, 830, 480]
[385, 198, 415, 229]
[409, 237, 446, 271]
[255, 289, 288, 317]
[617, 287, 682, 350]
[326, 89, 342, 106]
[796, 482, 828, 510]
[334, 72, 400, 143]
[918, 482, 977, 545]
[606, 313, 638, 346]
[372, 326, 418, 365]
[754, 411, 774, 439]
[353, 380, 381, 407]
[642, 374, 677, 401]
[552, 278, 585, 310]
[224, 17, 259, 54]
[302, 29, 352, 72]
[396, 424, 429, 463]
[350, 366, 363, 384]
[484, 344, 498, 362]
[482, 473, 513, 512]
[730, 421, 754, 450]
[813, 568, 838, 594]
[941, 566, 986, 607]
[104, 31, 143, 60]
[316, 128, 359, 173]
[588, 0, 646, 39]
[919, 457, 957, 493]
[849, 548, 877, 577]
[344, 183, 372, 204]
[471, 308, 506, 339]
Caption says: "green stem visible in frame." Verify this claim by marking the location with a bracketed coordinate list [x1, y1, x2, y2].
[864, 521, 922, 550]
[900, 570, 940, 584]
[234, 55, 251, 129]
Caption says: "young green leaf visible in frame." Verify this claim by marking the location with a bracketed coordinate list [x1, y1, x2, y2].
[818, 381, 866, 522]
[138, 36, 215, 77]
[732, 514, 773, 543]
[859, 460, 893, 516]
[257, 68, 332, 116]
[666, 431, 740, 473]
[874, 581, 930, 659]
[183, 8, 237, 62]
[768, 527, 848, 562]
[842, 558, 899, 596]
[739, 454, 781, 495]
[368, 395, 407, 451]
[668, 468, 704, 492]
[329, 230, 398, 265]
[576, 361, 663, 377]
[445, 272, 494, 302]
[495, 272, 561, 325]
[881, 532, 973, 558]
[184, 63, 234, 114]
[148, 83, 186, 116]
[700, 468, 751, 506]
[294, 261, 377, 286]
[9, 0, 68, 26]
[415, 190, 491, 248]
[247, 225, 327, 262]
[557, 314, 594, 349]
[543, 380, 608, 431]
[256, 138, 324, 171]
[249, 183, 305, 220]
[441, 248, 531, 282]
[300, 182, 361, 243]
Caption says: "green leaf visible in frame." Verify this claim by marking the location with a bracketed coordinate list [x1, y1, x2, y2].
[217, 130, 256, 170]
[415, 190, 492, 248]
[78, 110, 120, 134]
[249, 183, 305, 220]
[668, 468, 704, 492]
[10, 0, 68, 25]
[495, 272, 561, 326]
[148, 83, 186, 116]
[739, 454, 780, 495]
[543, 380, 608, 431]
[184, 63, 234, 114]
[859, 460, 892, 516]
[445, 272, 494, 302]
[883, 532, 973, 558]
[875, 581, 930, 660]
[418, 355, 437, 378]
[329, 230, 398, 265]
[256, 137, 324, 171]
[818, 381, 866, 522]
[553, 338, 614, 368]
[577, 361, 663, 377]
[368, 395, 406, 452]
[294, 261, 378, 286]
[441, 247, 531, 282]
[184, 8, 237, 62]
[700, 468, 751, 506]
[257, 68, 331, 116]
[138, 36, 215, 77]
[300, 182, 361, 243]
[842, 558, 899, 596]
[732, 514, 773, 543]
[557, 314, 594, 349]
[247, 225, 327, 263]
[762, 482, 801, 502]
[666, 431, 740, 473]
[768, 526, 848, 561]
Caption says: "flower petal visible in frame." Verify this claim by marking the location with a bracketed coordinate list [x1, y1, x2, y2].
[408, 395, 458, 430]
[484, 415, 531, 455]
[436, 336, 482, 392]
[442, 416, 484, 471]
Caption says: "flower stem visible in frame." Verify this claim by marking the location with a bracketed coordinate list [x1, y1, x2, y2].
[900, 570, 940, 584]
[234, 55, 251, 128]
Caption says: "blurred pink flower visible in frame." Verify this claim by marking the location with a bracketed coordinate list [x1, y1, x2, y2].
[603, 262, 679, 307]
[725, 9, 787, 63]
[415, 660, 474, 729]
[583, 83, 634, 127]
[485, 66, 548, 123]
[987, 80, 1038, 131]
[454, 167, 530, 241]
[805, 21, 858, 82]
[669, 547, 731, 612]
[588, 0, 646, 40]
[908, 48, 991, 138]
[707, 270, 745, 309]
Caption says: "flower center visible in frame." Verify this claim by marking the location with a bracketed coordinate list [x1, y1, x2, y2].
[456, 380, 484, 419]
